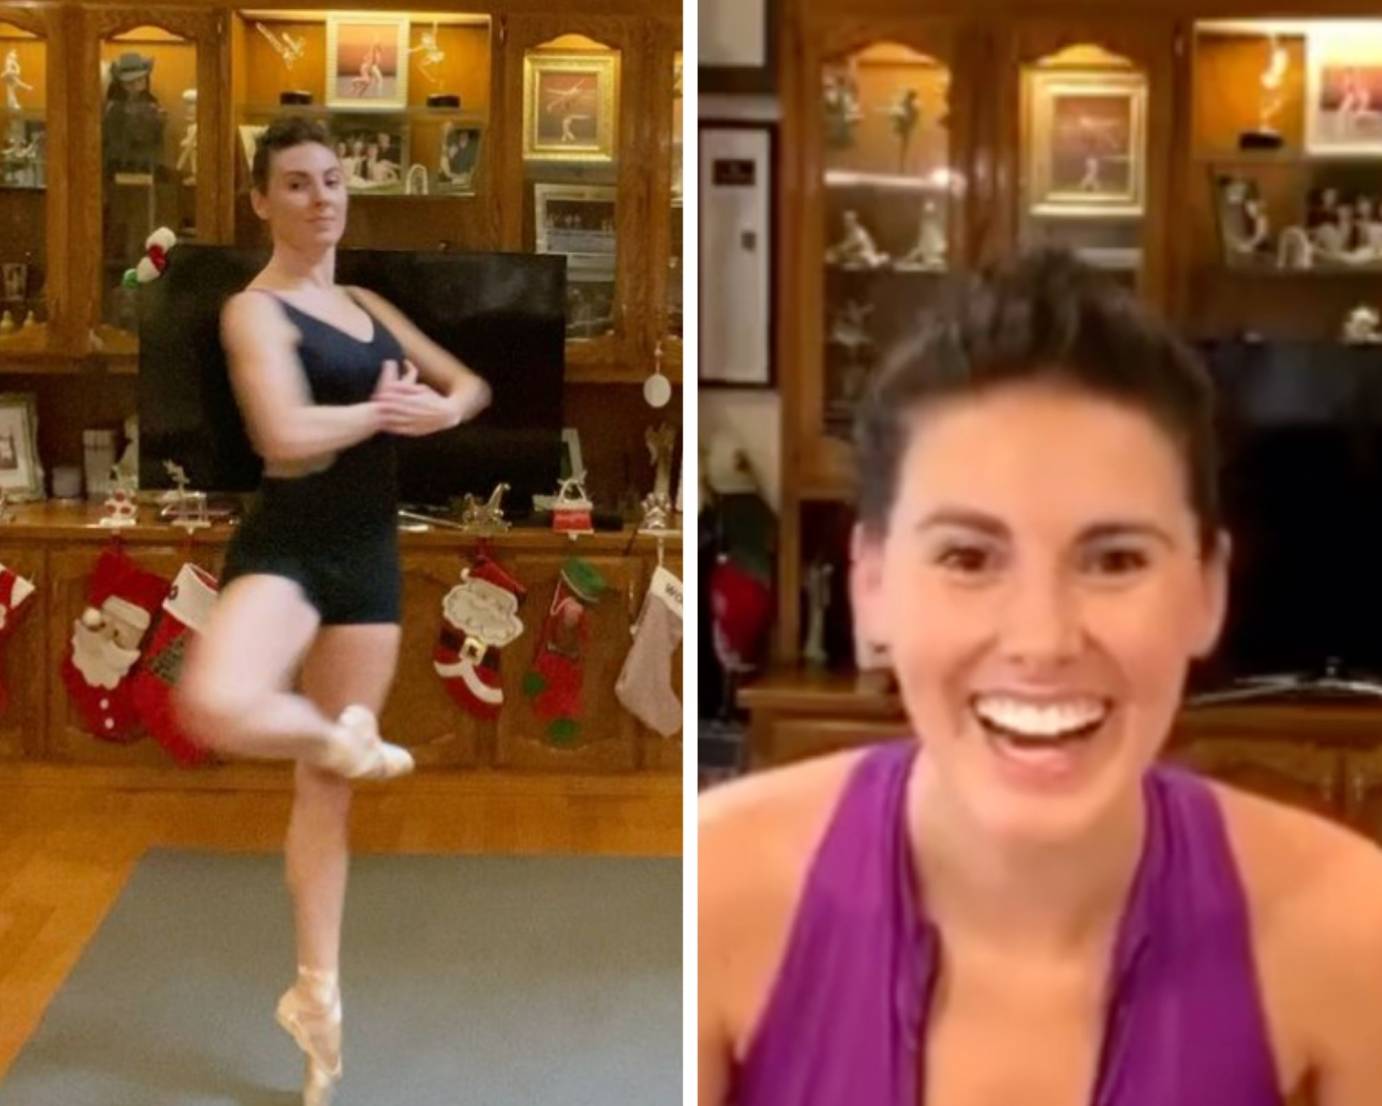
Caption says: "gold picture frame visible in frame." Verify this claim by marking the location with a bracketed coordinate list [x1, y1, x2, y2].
[1027, 69, 1147, 219]
[522, 50, 619, 163]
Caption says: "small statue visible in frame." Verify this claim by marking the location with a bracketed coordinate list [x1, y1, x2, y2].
[1342, 304, 1382, 344]
[900, 198, 947, 270]
[102, 53, 166, 177]
[825, 210, 889, 269]
[175, 89, 197, 185]
[115, 413, 139, 484]
[640, 422, 677, 531]
[2, 48, 33, 112]
[803, 561, 834, 669]
[460, 482, 511, 533]
[98, 468, 139, 528]
[1240, 34, 1289, 149]
[408, 22, 446, 87]
[255, 22, 306, 70]
[0, 310, 13, 335]
[888, 88, 921, 173]
[823, 67, 863, 149]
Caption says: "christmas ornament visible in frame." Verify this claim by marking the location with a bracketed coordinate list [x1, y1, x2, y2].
[129, 562, 218, 765]
[122, 226, 176, 288]
[459, 482, 511, 534]
[551, 476, 594, 537]
[60, 545, 169, 742]
[615, 565, 683, 736]
[433, 554, 526, 721]
[98, 469, 138, 528]
[522, 557, 607, 746]
[0, 562, 36, 713]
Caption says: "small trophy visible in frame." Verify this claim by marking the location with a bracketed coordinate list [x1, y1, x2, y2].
[1239, 34, 1289, 150]
[825, 211, 889, 269]
[255, 22, 306, 71]
[802, 561, 834, 669]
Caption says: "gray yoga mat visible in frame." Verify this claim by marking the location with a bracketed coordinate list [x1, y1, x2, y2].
[0, 850, 681, 1105]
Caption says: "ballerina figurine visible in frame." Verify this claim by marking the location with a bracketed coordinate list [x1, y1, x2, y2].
[2, 49, 33, 112]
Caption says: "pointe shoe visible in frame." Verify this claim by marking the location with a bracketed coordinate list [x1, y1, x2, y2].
[317, 704, 415, 780]
[276, 984, 342, 1106]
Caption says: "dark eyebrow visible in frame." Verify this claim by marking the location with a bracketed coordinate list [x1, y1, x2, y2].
[914, 509, 1176, 548]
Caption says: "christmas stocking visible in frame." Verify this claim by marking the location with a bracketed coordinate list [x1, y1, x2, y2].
[130, 563, 219, 766]
[433, 554, 526, 721]
[0, 563, 36, 714]
[60, 545, 170, 743]
[615, 566, 683, 737]
[522, 557, 607, 746]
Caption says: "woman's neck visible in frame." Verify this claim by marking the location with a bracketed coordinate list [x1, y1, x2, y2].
[907, 753, 1146, 965]
[261, 245, 336, 290]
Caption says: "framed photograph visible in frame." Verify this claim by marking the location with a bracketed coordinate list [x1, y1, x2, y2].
[534, 183, 617, 258]
[565, 269, 616, 341]
[329, 115, 407, 194]
[1306, 30, 1382, 156]
[1027, 70, 1147, 218]
[522, 51, 618, 163]
[699, 122, 775, 387]
[436, 121, 482, 195]
[700, 0, 777, 95]
[0, 393, 43, 501]
[326, 14, 409, 111]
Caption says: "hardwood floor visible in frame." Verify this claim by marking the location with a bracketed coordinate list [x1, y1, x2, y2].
[0, 762, 682, 1080]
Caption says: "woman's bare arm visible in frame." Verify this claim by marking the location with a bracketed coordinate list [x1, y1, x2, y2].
[347, 285, 491, 422]
[220, 291, 384, 464]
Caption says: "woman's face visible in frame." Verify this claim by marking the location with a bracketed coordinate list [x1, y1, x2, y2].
[852, 379, 1228, 844]
[251, 141, 346, 250]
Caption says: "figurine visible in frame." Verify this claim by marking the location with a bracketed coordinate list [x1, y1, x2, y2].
[889, 88, 920, 173]
[802, 561, 834, 669]
[459, 482, 511, 533]
[0, 310, 13, 335]
[115, 413, 138, 484]
[1240, 34, 1289, 149]
[825, 210, 889, 268]
[551, 475, 595, 537]
[98, 468, 139, 528]
[408, 21, 446, 87]
[899, 198, 947, 270]
[1342, 304, 1382, 344]
[640, 422, 677, 531]
[175, 88, 197, 185]
[102, 53, 166, 177]
[2, 48, 32, 112]
[1276, 226, 1314, 270]
[254, 22, 306, 70]
[823, 67, 863, 149]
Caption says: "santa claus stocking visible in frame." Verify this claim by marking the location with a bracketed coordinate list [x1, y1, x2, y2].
[522, 557, 607, 747]
[130, 563, 219, 766]
[616, 566, 683, 737]
[433, 554, 526, 721]
[60, 545, 170, 742]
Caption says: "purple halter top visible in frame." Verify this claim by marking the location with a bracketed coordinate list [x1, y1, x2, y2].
[732, 741, 1282, 1106]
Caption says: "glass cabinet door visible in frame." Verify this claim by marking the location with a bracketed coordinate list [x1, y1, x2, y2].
[228, 10, 495, 252]
[0, 14, 53, 354]
[663, 45, 683, 361]
[818, 40, 956, 443]
[87, 10, 221, 356]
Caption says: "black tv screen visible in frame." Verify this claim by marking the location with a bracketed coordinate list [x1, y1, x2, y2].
[138, 245, 566, 509]
[1197, 339, 1382, 685]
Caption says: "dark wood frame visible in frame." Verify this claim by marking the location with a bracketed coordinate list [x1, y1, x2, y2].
[699, 0, 777, 94]
[698, 118, 777, 389]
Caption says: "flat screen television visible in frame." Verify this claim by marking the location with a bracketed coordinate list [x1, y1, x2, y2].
[1194, 339, 1382, 690]
[138, 245, 566, 510]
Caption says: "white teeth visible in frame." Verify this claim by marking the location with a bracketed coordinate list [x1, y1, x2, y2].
[972, 695, 1107, 740]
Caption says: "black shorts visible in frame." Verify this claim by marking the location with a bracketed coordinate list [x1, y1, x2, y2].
[221, 508, 401, 626]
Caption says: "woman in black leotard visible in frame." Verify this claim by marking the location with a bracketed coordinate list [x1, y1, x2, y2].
[176, 114, 489, 1106]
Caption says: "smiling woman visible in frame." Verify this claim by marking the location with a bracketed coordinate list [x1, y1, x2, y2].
[699, 250, 1382, 1106]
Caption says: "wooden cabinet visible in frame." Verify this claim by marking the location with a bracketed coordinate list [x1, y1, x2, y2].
[1169, 736, 1341, 820]
[0, 0, 680, 383]
[1, 503, 678, 783]
[0, 543, 46, 759]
